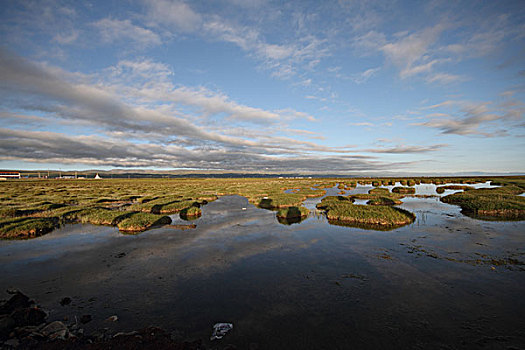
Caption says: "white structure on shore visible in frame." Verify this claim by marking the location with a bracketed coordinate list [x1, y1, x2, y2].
[94, 173, 102, 179]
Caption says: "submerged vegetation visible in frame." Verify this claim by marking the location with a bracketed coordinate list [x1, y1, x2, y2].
[0, 176, 523, 238]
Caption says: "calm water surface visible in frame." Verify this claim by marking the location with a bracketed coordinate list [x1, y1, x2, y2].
[1, 184, 524, 349]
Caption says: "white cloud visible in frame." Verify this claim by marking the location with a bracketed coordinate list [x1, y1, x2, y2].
[52, 30, 79, 44]
[93, 18, 162, 47]
[146, 0, 202, 32]
[425, 72, 465, 84]
[415, 99, 523, 136]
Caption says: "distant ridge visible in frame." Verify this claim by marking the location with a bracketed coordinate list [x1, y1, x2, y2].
[2, 169, 523, 179]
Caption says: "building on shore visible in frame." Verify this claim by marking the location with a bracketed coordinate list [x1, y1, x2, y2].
[0, 171, 21, 180]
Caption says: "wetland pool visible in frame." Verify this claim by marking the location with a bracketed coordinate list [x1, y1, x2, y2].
[1, 185, 524, 349]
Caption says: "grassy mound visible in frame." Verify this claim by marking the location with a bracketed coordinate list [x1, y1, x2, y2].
[117, 212, 172, 233]
[349, 188, 404, 205]
[158, 200, 201, 214]
[66, 207, 133, 225]
[440, 185, 473, 190]
[316, 196, 354, 210]
[255, 194, 305, 209]
[180, 206, 202, 220]
[276, 206, 310, 219]
[367, 197, 403, 206]
[391, 187, 415, 194]
[317, 196, 414, 227]
[441, 185, 525, 220]
[0, 217, 59, 239]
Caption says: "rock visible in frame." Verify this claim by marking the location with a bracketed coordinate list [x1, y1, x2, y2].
[105, 315, 118, 322]
[80, 315, 92, 324]
[40, 321, 68, 340]
[3, 338, 19, 348]
[60, 297, 72, 306]
[0, 315, 16, 340]
[113, 330, 138, 338]
[10, 307, 46, 327]
[0, 292, 31, 315]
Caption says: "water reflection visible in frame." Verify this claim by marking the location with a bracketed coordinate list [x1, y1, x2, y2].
[1, 192, 524, 349]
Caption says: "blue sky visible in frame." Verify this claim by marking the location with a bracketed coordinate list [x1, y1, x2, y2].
[0, 0, 524, 174]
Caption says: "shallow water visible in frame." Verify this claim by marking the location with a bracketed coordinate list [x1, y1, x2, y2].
[1, 187, 524, 349]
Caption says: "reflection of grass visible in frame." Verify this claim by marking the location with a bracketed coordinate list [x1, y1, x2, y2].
[327, 219, 407, 231]
[441, 185, 524, 220]
[117, 212, 172, 233]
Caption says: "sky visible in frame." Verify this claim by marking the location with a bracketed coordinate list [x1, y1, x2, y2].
[0, 0, 524, 175]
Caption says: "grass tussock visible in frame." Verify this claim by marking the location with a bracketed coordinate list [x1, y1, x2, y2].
[180, 206, 202, 220]
[367, 197, 403, 206]
[349, 188, 404, 205]
[441, 185, 525, 220]
[317, 196, 414, 226]
[66, 207, 133, 226]
[0, 217, 59, 239]
[276, 206, 310, 218]
[391, 187, 415, 194]
[117, 212, 172, 233]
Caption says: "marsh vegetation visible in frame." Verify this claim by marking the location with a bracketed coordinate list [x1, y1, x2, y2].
[0, 176, 523, 238]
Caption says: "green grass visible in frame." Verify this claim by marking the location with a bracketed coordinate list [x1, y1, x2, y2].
[323, 203, 414, 226]
[180, 206, 202, 220]
[276, 206, 310, 218]
[0, 217, 59, 239]
[117, 212, 172, 233]
[369, 188, 390, 195]
[1, 176, 522, 238]
[317, 196, 414, 226]
[367, 197, 402, 206]
[349, 188, 404, 204]
[441, 185, 525, 219]
[391, 187, 415, 194]
[66, 207, 134, 225]
[316, 196, 354, 210]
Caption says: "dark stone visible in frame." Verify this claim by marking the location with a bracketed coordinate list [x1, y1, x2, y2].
[0, 292, 31, 315]
[60, 297, 72, 306]
[10, 307, 47, 327]
[80, 315, 92, 324]
[0, 315, 16, 340]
